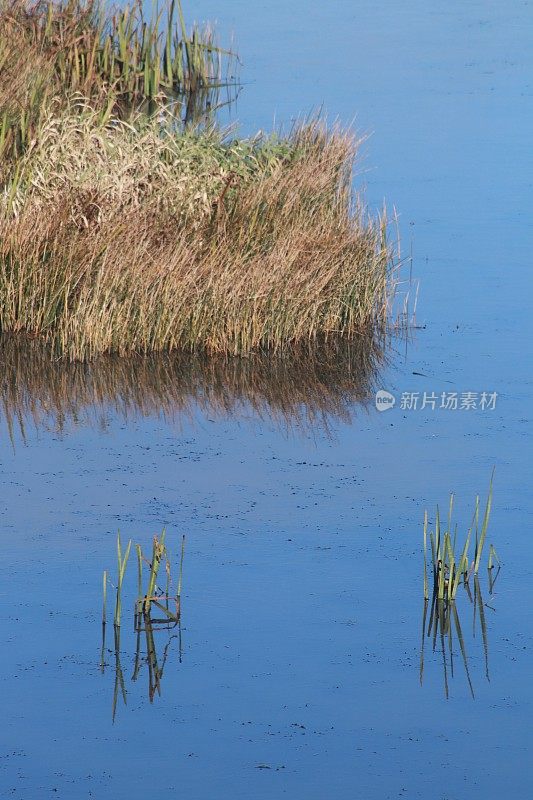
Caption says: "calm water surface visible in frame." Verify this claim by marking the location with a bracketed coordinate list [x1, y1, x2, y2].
[1, 1, 532, 798]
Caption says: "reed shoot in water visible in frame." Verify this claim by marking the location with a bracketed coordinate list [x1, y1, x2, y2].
[422, 472, 496, 602]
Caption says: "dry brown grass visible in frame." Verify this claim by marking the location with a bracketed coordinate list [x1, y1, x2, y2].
[0, 2, 396, 361]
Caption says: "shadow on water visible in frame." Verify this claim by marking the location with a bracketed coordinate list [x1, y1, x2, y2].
[0, 334, 388, 440]
[420, 569, 501, 699]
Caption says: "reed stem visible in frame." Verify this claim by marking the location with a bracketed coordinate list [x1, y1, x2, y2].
[102, 569, 107, 626]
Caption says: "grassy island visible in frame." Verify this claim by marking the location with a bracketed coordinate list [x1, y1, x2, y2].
[0, 0, 395, 360]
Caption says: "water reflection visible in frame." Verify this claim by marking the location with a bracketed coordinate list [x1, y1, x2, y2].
[101, 614, 182, 722]
[0, 334, 386, 440]
[419, 570, 500, 699]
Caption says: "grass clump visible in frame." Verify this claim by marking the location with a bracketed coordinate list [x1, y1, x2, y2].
[422, 472, 497, 603]
[101, 529, 184, 718]
[420, 473, 501, 698]
[0, 1, 396, 361]
[102, 528, 184, 630]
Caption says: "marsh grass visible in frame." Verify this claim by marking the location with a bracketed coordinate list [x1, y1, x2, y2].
[103, 529, 184, 633]
[423, 472, 495, 603]
[0, 0, 236, 163]
[101, 529, 184, 717]
[0, 2, 397, 360]
[0, 113, 394, 359]
[134, 530, 184, 625]
[420, 474, 500, 698]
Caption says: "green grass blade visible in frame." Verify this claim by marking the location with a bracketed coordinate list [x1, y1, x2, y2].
[447, 492, 454, 535]
[488, 543, 500, 571]
[474, 576, 490, 681]
[151, 598, 179, 622]
[429, 531, 437, 577]
[178, 534, 185, 598]
[452, 603, 475, 699]
[435, 506, 441, 563]
[102, 569, 107, 626]
[136, 544, 143, 598]
[423, 511, 428, 600]
[117, 529, 122, 573]
[451, 522, 473, 599]
[474, 471, 494, 573]
[420, 598, 428, 685]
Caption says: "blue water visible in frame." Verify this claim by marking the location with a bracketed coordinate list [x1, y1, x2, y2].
[1, 1, 532, 798]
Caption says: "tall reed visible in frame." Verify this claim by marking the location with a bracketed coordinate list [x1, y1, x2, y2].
[146, 529, 166, 600]
[114, 531, 132, 626]
[102, 569, 107, 625]
[0, 0, 236, 164]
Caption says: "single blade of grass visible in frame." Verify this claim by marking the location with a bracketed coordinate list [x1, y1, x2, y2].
[474, 575, 490, 681]
[423, 510, 428, 600]
[437, 526, 446, 601]
[474, 470, 494, 573]
[102, 569, 107, 626]
[435, 506, 441, 564]
[178, 534, 185, 598]
[474, 494, 480, 565]
[448, 612, 454, 679]
[100, 617, 106, 673]
[488, 543, 500, 571]
[146, 529, 167, 600]
[451, 520, 473, 600]
[420, 598, 428, 685]
[114, 532, 132, 626]
[136, 543, 143, 599]
[488, 563, 501, 594]
[132, 628, 142, 681]
[447, 492, 454, 536]
[451, 603, 474, 699]
[445, 532, 455, 600]
[429, 531, 437, 582]
[112, 625, 127, 722]
[151, 598, 179, 622]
